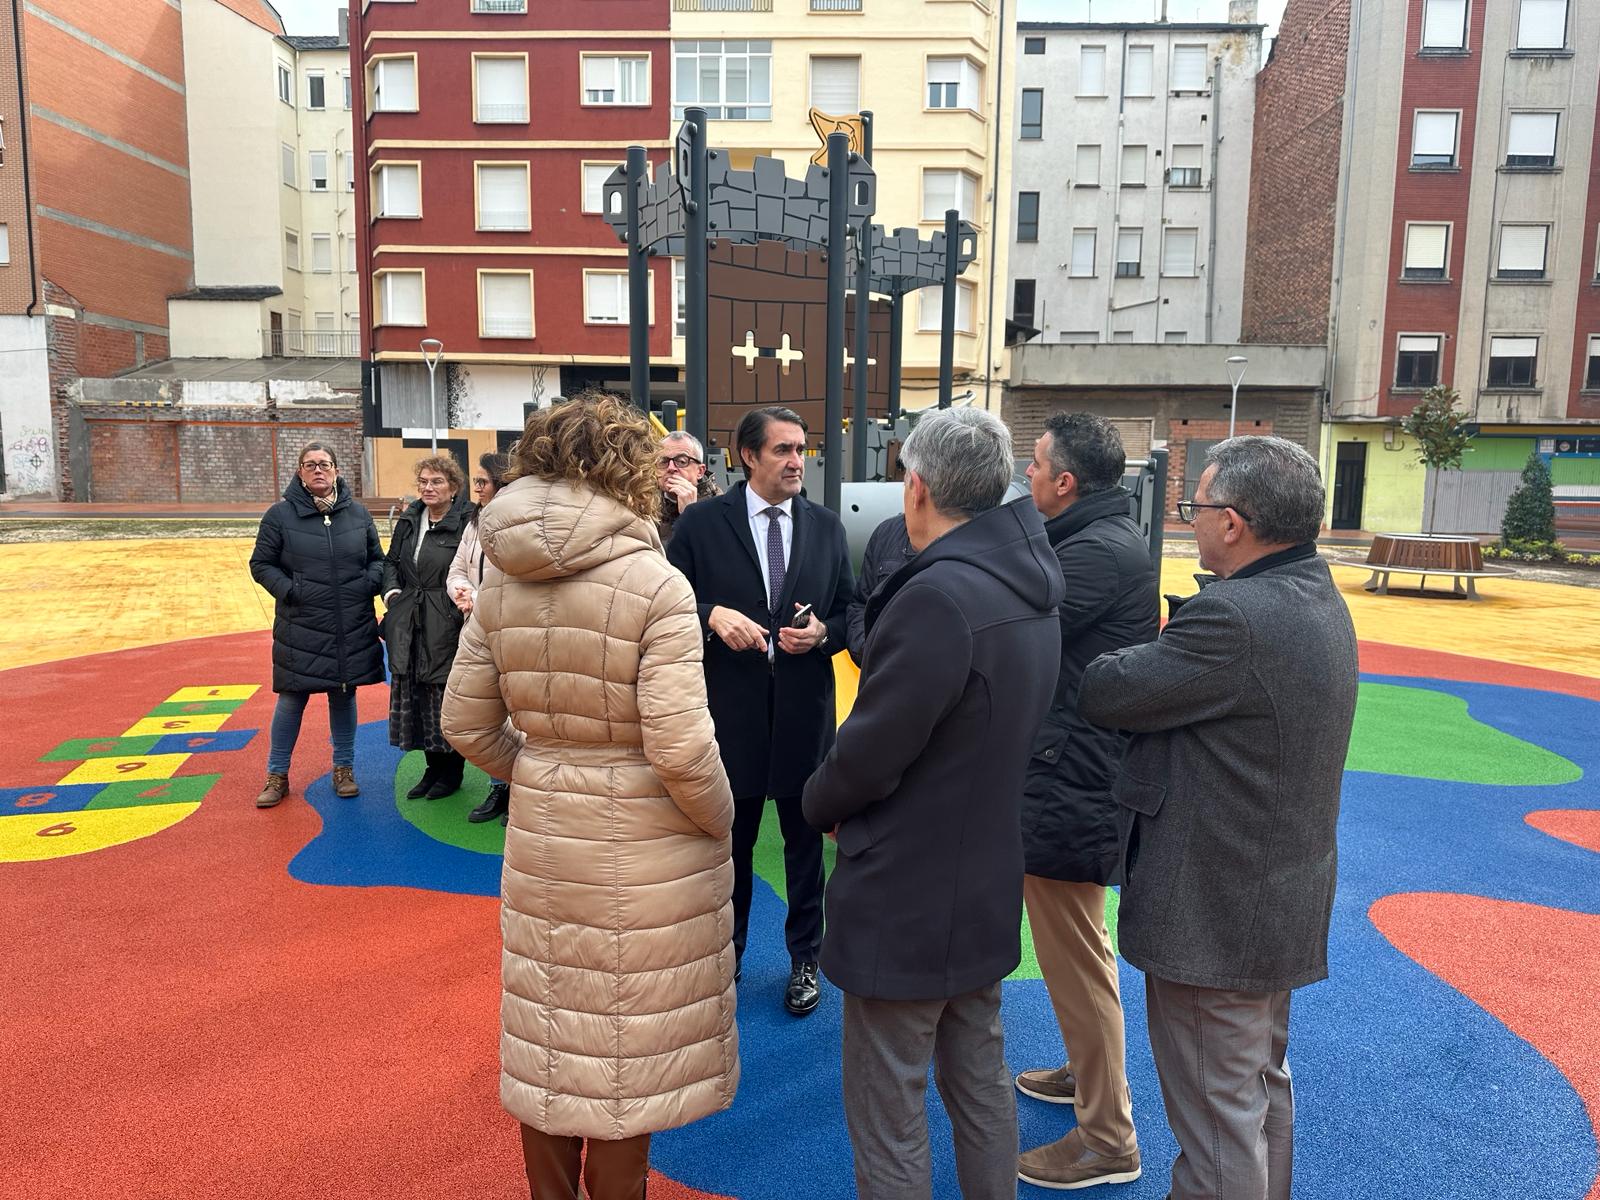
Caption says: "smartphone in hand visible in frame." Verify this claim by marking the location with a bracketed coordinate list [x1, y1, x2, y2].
[790, 603, 815, 629]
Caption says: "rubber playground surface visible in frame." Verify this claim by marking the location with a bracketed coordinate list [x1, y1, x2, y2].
[1, 538, 1597, 1200]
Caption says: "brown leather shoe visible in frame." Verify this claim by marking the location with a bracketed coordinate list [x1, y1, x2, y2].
[332, 766, 359, 798]
[255, 773, 289, 809]
[1019, 1128, 1140, 1190]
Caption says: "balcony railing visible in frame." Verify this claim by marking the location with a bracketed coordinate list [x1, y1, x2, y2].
[482, 317, 533, 338]
[266, 329, 360, 358]
[673, 0, 773, 10]
[471, 0, 526, 11]
[810, 0, 863, 10]
[478, 210, 529, 232]
[476, 103, 528, 123]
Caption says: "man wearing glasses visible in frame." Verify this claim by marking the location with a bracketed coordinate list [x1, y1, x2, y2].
[1078, 436, 1359, 1200]
[655, 430, 721, 546]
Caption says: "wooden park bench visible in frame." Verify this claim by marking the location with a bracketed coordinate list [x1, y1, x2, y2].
[1333, 533, 1515, 600]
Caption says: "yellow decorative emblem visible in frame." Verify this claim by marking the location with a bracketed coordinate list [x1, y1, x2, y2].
[808, 108, 865, 166]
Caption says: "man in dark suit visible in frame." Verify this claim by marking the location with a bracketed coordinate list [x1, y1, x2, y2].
[1079, 436, 1359, 1200]
[666, 406, 854, 1016]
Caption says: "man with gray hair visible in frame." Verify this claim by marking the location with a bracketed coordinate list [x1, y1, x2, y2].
[654, 429, 720, 545]
[804, 407, 1065, 1199]
[1078, 435, 1359, 1200]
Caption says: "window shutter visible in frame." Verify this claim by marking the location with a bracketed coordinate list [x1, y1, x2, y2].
[385, 273, 423, 324]
[1121, 144, 1146, 185]
[1498, 225, 1547, 272]
[583, 164, 618, 214]
[281, 144, 296, 186]
[1116, 228, 1142, 265]
[476, 58, 526, 120]
[1079, 47, 1105, 95]
[810, 58, 860, 112]
[1171, 46, 1207, 90]
[1491, 336, 1537, 358]
[1413, 111, 1457, 157]
[1421, 0, 1467, 46]
[1398, 335, 1439, 352]
[1162, 228, 1197, 275]
[1071, 229, 1096, 275]
[1517, 0, 1566, 48]
[961, 59, 982, 108]
[959, 173, 976, 218]
[587, 274, 626, 323]
[381, 165, 421, 217]
[1506, 111, 1557, 157]
[1171, 144, 1203, 169]
[1075, 144, 1100, 185]
[482, 274, 532, 337]
[922, 171, 956, 221]
[1125, 46, 1153, 95]
[478, 165, 528, 229]
[377, 60, 416, 110]
[311, 235, 331, 272]
[1404, 224, 1448, 270]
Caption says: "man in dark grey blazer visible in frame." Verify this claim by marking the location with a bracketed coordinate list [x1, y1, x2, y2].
[1078, 436, 1358, 1200]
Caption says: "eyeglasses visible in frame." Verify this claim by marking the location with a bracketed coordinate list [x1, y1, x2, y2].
[301, 461, 336, 473]
[417, 477, 450, 490]
[1177, 501, 1251, 524]
[657, 454, 703, 470]
[472, 477, 491, 488]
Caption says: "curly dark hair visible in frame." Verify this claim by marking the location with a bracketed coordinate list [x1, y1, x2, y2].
[506, 392, 661, 521]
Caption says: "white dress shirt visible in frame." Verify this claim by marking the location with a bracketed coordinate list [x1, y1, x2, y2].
[746, 485, 793, 661]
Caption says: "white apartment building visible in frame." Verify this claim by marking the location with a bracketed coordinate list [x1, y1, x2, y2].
[171, 4, 357, 358]
[1008, 17, 1261, 346]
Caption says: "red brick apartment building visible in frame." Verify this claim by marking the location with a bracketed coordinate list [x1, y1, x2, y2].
[350, 0, 672, 494]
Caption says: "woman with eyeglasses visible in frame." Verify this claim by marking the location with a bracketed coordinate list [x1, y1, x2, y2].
[382, 454, 471, 801]
[447, 451, 512, 824]
[249, 442, 386, 810]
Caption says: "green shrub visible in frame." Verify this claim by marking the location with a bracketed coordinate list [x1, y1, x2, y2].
[1501, 453, 1558, 545]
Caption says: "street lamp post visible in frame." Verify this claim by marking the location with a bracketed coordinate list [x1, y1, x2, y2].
[421, 338, 444, 452]
[1225, 354, 1248, 440]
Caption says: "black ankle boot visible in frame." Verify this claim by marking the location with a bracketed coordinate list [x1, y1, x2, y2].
[406, 753, 440, 800]
[425, 753, 465, 800]
[467, 781, 510, 824]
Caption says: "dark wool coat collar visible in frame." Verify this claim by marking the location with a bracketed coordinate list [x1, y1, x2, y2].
[1229, 541, 1319, 581]
[283, 474, 352, 517]
[1042, 485, 1135, 545]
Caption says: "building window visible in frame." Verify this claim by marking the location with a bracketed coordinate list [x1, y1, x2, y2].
[1171, 45, 1208, 91]
[1421, 0, 1467, 49]
[277, 62, 292, 104]
[1161, 227, 1198, 276]
[1078, 46, 1106, 96]
[673, 258, 686, 338]
[1487, 336, 1538, 388]
[472, 0, 528, 10]
[474, 55, 529, 123]
[477, 163, 531, 231]
[377, 270, 425, 327]
[1516, 0, 1567, 49]
[1412, 110, 1459, 167]
[0, 223, 9, 264]
[343, 234, 357, 274]
[1111, 331, 1135, 343]
[1075, 144, 1100, 186]
[371, 57, 418, 112]
[921, 169, 978, 222]
[586, 54, 651, 106]
[342, 73, 352, 110]
[585, 271, 646, 325]
[310, 233, 332, 274]
[1395, 334, 1441, 388]
[1496, 224, 1549, 279]
[810, 56, 860, 112]
[1115, 228, 1142, 277]
[1070, 228, 1096, 277]
[306, 72, 325, 110]
[1020, 89, 1043, 139]
[1013, 279, 1036, 328]
[308, 150, 329, 192]
[313, 313, 336, 354]
[581, 162, 622, 215]
[1121, 144, 1147, 186]
[345, 152, 355, 191]
[480, 271, 534, 339]
[1125, 45, 1154, 96]
[1402, 222, 1449, 279]
[1059, 331, 1098, 344]
[280, 143, 296, 187]
[917, 280, 976, 333]
[1506, 111, 1558, 167]
[672, 42, 763, 118]
[1585, 335, 1600, 390]
[927, 57, 981, 110]
[284, 230, 300, 271]
[1167, 144, 1203, 187]
[1163, 330, 1187, 343]
[373, 163, 421, 218]
[1016, 191, 1039, 241]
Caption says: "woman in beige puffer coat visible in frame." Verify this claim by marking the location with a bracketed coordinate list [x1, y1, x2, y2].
[441, 395, 738, 1200]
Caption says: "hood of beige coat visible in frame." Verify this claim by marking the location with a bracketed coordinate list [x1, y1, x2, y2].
[478, 475, 662, 582]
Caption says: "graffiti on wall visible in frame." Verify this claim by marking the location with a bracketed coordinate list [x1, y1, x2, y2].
[4, 428, 54, 497]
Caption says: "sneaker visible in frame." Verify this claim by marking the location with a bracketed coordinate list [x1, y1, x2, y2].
[256, 773, 289, 809]
[1016, 1065, 1077, 1105]
[332, 766, 359, 798]
[1018, 1129, 1141, 1191]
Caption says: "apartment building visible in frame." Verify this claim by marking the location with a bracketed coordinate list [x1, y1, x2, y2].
[1007, 18, 1262, 347]
[1243, 0, 1600, 534]
[668, 0, 1016, 406]
[351, 0, 673, 493]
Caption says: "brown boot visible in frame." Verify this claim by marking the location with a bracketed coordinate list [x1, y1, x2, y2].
[332, 766, 359, 798]
[256, 773, 289, 809]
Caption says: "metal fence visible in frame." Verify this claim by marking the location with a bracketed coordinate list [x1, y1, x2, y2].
[810, 0, 863, 10]
[265, 329, 360, 358]
[672, 0, 773, 9]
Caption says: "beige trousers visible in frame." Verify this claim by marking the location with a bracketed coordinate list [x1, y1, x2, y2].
[1023, 874, 1138, 1157]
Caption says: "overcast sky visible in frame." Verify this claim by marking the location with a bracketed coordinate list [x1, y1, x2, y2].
[270, 0, 1288, 43]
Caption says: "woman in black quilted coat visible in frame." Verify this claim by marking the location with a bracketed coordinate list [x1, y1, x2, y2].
[249, 442, 385, 810]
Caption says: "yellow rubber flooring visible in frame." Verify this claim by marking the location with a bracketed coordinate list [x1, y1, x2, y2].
[0, 538, 1596, 680]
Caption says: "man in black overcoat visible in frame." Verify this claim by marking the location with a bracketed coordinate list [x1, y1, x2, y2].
[665, 406, 854, 1016]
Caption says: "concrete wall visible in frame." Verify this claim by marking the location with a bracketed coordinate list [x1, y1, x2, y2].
[0, 316, 52, 496]
[1010, 340, 1325, 388]
[1011, 22, 1260, 346]
[1320, 422, 1426, 532]
[169, 299, 270, 358]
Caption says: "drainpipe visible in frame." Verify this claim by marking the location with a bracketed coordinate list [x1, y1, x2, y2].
[12, 0, 39, 316]
[1205, 53, 1220, 343]
[982, 0, 1007, 406]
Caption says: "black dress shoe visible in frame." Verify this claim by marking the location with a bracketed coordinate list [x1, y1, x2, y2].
[467, 782, 510, 824]
[406, 769, 437, 800]
[784, 961, 820, 1016]
[425, 775, 463, 800]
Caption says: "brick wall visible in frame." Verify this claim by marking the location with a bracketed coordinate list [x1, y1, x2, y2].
[1164, 418, 1276, 512]
[1239, 0, 1351, 345]
[89, 420, 179, 502]
[45, 280, 80, 499]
